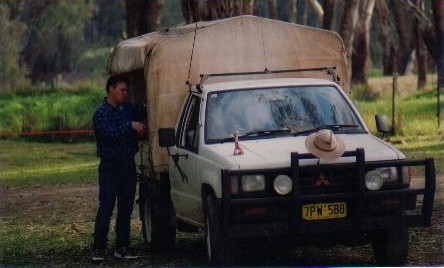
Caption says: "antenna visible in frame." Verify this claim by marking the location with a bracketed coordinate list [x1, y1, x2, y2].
[186, 22, 198, 90]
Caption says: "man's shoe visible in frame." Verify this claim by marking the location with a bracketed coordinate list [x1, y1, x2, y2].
[113, 247, 139, 260]
[91, 248, 106, 263]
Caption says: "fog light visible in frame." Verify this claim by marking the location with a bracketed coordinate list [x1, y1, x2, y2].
[273, 175, 292, 195]
[365, 170, 383, 191]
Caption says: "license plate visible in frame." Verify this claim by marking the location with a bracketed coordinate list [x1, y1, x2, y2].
[302, 202, 347, 220]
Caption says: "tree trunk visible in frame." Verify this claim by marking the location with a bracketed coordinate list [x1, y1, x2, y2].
[322, 0, 336, 30]
[180, 0, 191, 24]
[414, 0, 427, 89]
[375, 0, 396, 75]
[392, 0, 414, 74]
[308, 0, 324, 26]
[181, 0, 255, 23]
[393, 0, 439, 79]
[267, 0, 278, 19]
[146, 0, 164, 33]
[299, 0, 308, 25]
[242, 0, 255, 14]
[352, 0, 375, 84]
[287, 0, 297, 23]
[433, 0, 444, 85]
[125, 0, 163, 38]
[339, 0, 360, 86]
[125, 0, 140, 37]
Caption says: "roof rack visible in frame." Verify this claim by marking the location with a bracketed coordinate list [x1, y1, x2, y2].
[196, 66, 340, 92]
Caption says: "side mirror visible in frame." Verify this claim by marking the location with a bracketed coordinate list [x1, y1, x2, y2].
[375, 114, 390, 137]
[158, 128, 176, 147]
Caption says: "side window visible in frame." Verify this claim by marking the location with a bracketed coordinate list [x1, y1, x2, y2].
[178, 95, 200, 152]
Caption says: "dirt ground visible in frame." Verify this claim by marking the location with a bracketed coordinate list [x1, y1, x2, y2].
[1, 171, 443, 266]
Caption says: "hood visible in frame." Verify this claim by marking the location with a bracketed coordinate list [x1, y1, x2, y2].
[204, 133, 404, 170]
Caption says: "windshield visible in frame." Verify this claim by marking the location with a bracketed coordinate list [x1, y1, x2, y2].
[205, 85, 364, 143]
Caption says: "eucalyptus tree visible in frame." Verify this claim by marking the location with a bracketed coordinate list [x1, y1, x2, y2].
[0, 4, 28, 92]
[352, 0, 376, 84]
[125, 0, 163, 38]
[20, 0, 94, 83]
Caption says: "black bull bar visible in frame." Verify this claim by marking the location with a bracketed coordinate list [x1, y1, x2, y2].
[220, 148, 436, 238]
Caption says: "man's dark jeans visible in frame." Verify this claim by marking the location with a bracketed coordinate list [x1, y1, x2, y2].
[93, 157, 137, 250]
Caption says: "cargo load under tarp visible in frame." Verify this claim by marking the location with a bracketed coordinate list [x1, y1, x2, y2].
[107, 15, 348, 173]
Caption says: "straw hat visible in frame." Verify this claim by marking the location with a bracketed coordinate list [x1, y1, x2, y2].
[305, 129, 345, 160]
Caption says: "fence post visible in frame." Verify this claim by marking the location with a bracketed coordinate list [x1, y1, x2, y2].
[391, 73, 397, 135]
[439, 84, 443, 127]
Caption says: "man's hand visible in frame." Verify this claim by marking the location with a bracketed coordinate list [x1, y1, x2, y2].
[131, 121, 145, 138]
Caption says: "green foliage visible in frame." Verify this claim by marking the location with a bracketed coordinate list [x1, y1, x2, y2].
[0, 85, 103, 133]
[367, 68, 383, 78]
[22, 0, 95, 81]
[90, 0, 126, 44]
[74, 46, 110, 73]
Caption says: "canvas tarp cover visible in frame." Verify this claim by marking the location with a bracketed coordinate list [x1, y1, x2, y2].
[108, 15, 348, 172]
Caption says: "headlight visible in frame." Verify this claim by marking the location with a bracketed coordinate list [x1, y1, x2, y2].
[365, 170, 384, 190]
[365, 167, 397, 191]
[242, 174, 265, 192]
[273, 175, 292, 195]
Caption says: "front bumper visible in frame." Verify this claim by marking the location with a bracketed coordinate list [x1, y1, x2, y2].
[220, 149, 436, 239]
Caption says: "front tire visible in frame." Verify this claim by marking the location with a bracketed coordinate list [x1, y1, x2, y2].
[372, 227, 409, 266]
[204, 194, 232, 265]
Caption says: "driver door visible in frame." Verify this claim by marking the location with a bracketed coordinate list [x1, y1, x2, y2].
[169, 93, 202, 224]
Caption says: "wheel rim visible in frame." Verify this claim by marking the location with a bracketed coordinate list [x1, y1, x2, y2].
[144, 198, 152, 243]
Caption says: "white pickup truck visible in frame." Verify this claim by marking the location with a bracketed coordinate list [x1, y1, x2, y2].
[107, 16, 436, 266]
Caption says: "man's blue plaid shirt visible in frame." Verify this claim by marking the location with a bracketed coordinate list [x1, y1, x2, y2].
[93, 99, 146, 159]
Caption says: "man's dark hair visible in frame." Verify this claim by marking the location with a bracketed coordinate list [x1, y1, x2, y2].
[106, 75, 130, 93]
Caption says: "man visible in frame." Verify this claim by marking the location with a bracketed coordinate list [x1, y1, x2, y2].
[91, 75, 146, 262]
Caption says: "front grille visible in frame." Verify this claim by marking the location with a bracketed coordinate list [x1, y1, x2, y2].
[297, 165, 358, 195]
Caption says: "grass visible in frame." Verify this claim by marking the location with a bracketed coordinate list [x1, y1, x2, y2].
[1, 223, 93, 266]
[0, 140, 98, 186]
[351, 77, 443, 171]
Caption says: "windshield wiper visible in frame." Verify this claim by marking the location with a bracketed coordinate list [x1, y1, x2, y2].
[211, 129, 291, 143]
[293, 124, 360, 136]
[242, 128, 292, 138]
[323, 124, 359, 130]
[212, 136, 235, 143]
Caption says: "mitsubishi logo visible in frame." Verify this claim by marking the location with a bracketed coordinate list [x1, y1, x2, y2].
[315, 172, 330, 187]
